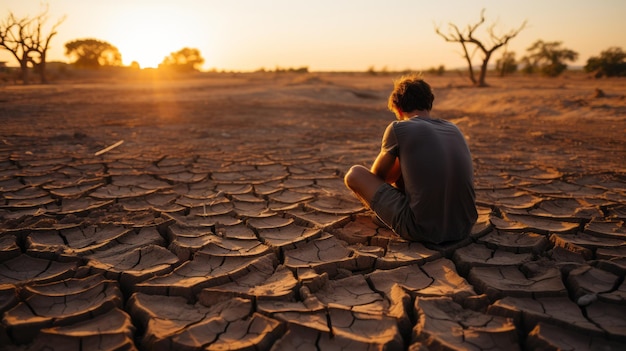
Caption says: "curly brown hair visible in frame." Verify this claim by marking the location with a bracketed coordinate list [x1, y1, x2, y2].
[387, 74, 434, 113]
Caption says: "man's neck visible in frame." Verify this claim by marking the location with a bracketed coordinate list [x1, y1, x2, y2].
[400, 109, 430, 120]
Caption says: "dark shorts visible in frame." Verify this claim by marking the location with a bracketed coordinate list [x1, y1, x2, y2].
[370, 183, 425, 242]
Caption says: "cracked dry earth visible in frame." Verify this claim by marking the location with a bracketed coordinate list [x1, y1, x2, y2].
[1, 73, 625, 350]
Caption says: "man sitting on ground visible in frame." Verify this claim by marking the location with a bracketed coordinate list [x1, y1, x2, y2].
[344, 74, 477, 244]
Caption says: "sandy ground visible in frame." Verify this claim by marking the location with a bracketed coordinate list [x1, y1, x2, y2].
[1, 72, 625, 350]
[2, 72, 624, 172]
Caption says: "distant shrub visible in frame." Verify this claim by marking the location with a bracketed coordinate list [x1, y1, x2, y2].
[159, 47, 204, 72]
[496, 52, 517, 77]
[542, 62, 569, 77]
[427, 65, 446, 76]
[521, 40, 578, 77]
[584, 47, 626, 78]
[274, 66, 309, 73]
[65, 38, 122, 68]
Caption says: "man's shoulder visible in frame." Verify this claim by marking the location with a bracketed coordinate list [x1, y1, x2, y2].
[401, 118, 465, 137]
[427, 117, 461, 131]
[398, 117, 443, 128]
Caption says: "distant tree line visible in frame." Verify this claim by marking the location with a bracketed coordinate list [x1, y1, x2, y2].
[64, 40, 205, 72]
[0, 5, 205, 84]
[252, 66, 309, 74]
[435, 9, 626, 86]
[496, 42, 625, 78]
[1, 6, 625, 85]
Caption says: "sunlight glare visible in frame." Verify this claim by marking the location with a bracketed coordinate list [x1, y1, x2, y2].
[104, 3, 206, 69]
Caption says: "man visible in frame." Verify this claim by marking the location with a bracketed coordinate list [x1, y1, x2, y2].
[344, 74, 477, 244]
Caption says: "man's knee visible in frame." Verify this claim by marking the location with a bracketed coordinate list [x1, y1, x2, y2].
[344, 165, 368, 189]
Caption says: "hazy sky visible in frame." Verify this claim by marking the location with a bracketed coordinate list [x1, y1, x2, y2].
[1, 0, 624, 71]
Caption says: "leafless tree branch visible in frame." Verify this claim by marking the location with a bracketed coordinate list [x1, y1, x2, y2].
[0, 7, 64, 83]
[434, 9, 526, 86]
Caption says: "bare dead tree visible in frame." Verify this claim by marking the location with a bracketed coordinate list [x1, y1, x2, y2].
[0, 9, 64, 84]
[435, 9, 526, 87]
[30, 12, 65, 83]
[0, 14, 33, 83]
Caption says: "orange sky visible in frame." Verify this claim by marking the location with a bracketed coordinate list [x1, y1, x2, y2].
[1, 0, 625, 71]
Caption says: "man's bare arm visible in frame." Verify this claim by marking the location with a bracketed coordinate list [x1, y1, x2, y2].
[371, 151, 400, 184]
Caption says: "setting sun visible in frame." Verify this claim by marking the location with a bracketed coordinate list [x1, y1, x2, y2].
[1, 1, 626, 349]
[101, 3, 208, 68]
[0, 0, 624, 71]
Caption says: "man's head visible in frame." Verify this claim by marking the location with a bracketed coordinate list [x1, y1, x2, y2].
[387, 74, 434, 118]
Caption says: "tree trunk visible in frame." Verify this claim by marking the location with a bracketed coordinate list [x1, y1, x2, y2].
[19, 59, 29, 84]
[478, 55, 490, 87]
[38, 53, 47, 83]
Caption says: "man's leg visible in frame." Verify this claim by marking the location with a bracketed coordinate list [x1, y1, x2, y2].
[344, 165, 385, 207]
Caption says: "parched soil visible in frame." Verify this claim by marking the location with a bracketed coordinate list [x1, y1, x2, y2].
[0, 72, 625, 350]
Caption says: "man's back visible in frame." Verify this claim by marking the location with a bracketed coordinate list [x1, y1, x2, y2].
[384, 117, 477, 243]
[344, 74, 477, 244]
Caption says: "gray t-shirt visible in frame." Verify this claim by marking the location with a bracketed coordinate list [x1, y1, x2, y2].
[381, 117, 477, 242]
